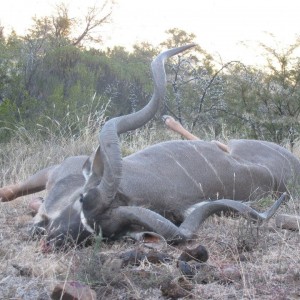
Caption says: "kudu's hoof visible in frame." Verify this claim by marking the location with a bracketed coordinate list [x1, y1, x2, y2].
[28, 197, 43, 215]
[0, 187, 15, 202]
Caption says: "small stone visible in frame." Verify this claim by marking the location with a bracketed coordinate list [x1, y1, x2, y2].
[178, 244, 209, 262]
[177, 260, 195, 277]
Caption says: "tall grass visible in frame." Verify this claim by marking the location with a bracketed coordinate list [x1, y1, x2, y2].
[0, 99, 108, 185]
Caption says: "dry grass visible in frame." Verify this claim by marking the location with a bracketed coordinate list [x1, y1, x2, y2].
[1, 121, 300, 299]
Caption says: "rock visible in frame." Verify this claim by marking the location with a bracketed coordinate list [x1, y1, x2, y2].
[177, 261, 195, 277]
[178, 244, 209, 263]
[275, 214, 300, 231]
[51, 281, 96, 300]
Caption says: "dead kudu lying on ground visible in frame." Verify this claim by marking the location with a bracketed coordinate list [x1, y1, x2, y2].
[0, 45, 297, 250]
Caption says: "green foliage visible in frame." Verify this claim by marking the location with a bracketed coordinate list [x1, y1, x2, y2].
[220, 41, 300, 146]
[1, 9, 300, 148]
[160, 31, 300, 146]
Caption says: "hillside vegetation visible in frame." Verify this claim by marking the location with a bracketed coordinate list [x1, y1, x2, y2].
[1, 6, 300, 147]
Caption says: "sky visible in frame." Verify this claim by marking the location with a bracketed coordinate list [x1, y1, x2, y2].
[1, 0, 300, 65]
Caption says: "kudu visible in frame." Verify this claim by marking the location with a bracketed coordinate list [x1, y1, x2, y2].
[0, 45, 295, 249]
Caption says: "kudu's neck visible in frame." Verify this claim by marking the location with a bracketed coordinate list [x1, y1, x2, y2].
[98, 45, 196, 202]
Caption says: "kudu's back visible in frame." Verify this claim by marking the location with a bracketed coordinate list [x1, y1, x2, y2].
[121, 139, 300, 211]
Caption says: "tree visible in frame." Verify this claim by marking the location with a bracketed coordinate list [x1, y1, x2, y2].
[160, 28, 226, 138]
[28, 1, 114, 47]
[258, 37, 300, 148]
[98, 44, 155, 117]
[0, 2, 116, 141]
[222, 37, 300, 148]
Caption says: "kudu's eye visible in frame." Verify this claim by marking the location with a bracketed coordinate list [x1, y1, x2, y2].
[79, 193, 84, 203]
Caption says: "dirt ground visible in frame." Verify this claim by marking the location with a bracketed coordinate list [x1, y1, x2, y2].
[0, 192, 299, 300]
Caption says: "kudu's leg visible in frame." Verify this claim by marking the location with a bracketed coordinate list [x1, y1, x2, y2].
[162, 115, 199, 140]
[0, 165, 55, 202]
[162, 115, 229, 153]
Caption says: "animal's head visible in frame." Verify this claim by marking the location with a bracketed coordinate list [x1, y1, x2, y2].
[29, 174, 93, 251]
[43, 203, 92, 250]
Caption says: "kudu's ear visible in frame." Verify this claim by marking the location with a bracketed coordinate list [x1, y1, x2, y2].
[82, 146, 104, 183]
